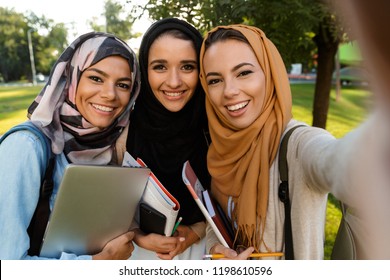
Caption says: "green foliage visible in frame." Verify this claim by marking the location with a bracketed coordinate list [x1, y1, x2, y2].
[89, 0, 137, 41]
[0, 8, 30, 82]
[133, 0, 331, 68]
[0, 7, 68, 82]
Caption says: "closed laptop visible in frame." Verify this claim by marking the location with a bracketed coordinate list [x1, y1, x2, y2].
[39, 164, 150, 258]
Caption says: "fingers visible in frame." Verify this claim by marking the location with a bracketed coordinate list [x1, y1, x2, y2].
[212, 244, 238, 258]
[92, 231, 135, 260]
[156, 252, 175, 260]
[236, 247, 255, 260]
[123, 231, 135, 242]
[156, 237, 186, 260]
[211, 244, 256, 260]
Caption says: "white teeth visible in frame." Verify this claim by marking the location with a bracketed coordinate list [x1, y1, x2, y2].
[227, 101, 249, 111]
[92, 104, 114, 112]
[164, 91, 183, 97]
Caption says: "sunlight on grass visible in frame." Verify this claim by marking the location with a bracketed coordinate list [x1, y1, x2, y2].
[290, 83, 371, 259]
[324, 195, 342, 259]
[0, 85, 42, 134]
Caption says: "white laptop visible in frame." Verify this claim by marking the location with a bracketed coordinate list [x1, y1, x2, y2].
[39, 164, 150, 258]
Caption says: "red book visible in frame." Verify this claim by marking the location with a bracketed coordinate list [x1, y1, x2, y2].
[182, 160, 232, 248]
[202, 190, 234, 248]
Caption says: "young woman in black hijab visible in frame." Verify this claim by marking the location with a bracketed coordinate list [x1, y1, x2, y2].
[125, 18, 210, 259]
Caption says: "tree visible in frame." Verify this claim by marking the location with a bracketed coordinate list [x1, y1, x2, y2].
[89, 0, 138, 41]
[133, 0, 348, 129]
[25, 12, 68, 76]
[132, 0, 317, 69]
[0, 8, 68, 82]
[311, 5, 344, 128]
[0, 8, 29, 82]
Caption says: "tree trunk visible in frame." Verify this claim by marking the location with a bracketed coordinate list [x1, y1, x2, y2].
[312, 20, 339, 129]
[335, 49, 341, 102]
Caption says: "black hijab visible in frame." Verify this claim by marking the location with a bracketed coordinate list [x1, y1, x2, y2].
[126, 18, 210, 225]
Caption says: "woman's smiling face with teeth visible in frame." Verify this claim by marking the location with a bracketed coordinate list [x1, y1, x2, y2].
[203, 39, 266, 129]
[76, 55, 132, 130]
[147, 34, 198, 112]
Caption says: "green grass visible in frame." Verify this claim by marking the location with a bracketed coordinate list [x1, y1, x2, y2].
[290, 83, 371, 259]
[0, 83, 371, 259]
[0, 85, 43, 135]
[291, 83, 371, 138]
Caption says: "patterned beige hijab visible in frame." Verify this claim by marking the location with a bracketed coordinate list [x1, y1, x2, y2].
[28, 32, 140, 165]
[199, 25, 292, 250]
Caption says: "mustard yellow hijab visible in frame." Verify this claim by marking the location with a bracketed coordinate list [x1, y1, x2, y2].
[199, 25, 292, 250]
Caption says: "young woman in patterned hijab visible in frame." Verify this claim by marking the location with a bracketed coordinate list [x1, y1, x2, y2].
[27, 32, 140, 165]
[0, 32, 140, 259]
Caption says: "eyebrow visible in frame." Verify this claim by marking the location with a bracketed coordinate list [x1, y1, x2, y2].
[232, 62, 255, 72]
[149, 59, 197, 65]
[206, 62, 255, 78]
[149, 59, 167, 65]
[85, 68, 132, 82]
[85, 68, 109, 77]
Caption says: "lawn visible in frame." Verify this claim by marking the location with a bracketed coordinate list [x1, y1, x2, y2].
[290, 83, 371, 259]
[0, 83, 371, 259]
[0, 85, 42, 135]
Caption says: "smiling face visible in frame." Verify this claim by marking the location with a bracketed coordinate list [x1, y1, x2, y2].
[75, 55, 132, 129]
[147, 34, 198, 112]
[203, 39, 266, 129]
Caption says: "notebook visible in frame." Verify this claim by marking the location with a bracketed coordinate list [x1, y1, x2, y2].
[39, 164, 150, 258]
[182, 160, 231, 248]
[122, 152, 180, 236]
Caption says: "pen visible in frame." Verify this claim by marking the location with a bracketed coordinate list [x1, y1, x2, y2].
[171, 217, 183, 236]
[203, 252, 284, 259]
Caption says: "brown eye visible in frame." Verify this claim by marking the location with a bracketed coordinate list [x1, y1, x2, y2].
[88, 76, 102, 83]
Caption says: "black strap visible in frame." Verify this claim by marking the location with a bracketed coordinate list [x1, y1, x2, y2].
[278, 125, 304, 260]
[27, 155, 55, 256]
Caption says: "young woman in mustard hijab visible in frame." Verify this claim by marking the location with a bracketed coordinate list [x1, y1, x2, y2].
[199, 24, 390, 259]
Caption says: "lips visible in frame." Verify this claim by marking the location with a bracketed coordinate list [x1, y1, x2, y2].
[163, 90, 185, 97]
[226, 101, 249, 112]
[92, 103, 114, 112]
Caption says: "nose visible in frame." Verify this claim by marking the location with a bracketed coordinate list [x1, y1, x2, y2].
[223, 79, 240, 98]
[100, 82, 116, 100]
[165, 68, 182, 88]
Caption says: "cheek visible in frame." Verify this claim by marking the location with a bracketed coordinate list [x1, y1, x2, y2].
[188, 75, 199, 95]
[74, 88, 83, 111]
[208, 92, 221, 108]
[119, 92, 131, 107]
[147, 72, 162, 94]
[74, 78, 88, 107]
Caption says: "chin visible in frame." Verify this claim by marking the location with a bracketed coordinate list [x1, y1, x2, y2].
[164, 103, 186, 112]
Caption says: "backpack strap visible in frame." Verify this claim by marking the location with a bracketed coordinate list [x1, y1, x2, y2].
[0, 121, 55, 256]
[278, 125, 305, 260]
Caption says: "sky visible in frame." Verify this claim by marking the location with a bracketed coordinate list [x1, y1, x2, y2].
[1, 0, 152, 49]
